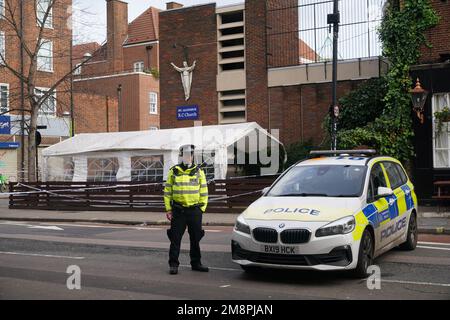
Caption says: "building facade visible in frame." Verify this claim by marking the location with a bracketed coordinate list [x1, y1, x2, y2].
[159, 0, 386, 146]
[73, 0, 160, 132]
[410, 0, 450, 202]
[0, 0, 73, 181]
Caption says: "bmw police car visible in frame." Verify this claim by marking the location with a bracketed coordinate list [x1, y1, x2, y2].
[231, 150, 418, 277]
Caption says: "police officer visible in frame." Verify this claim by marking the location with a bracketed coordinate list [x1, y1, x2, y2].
[164, 144, 209, 275]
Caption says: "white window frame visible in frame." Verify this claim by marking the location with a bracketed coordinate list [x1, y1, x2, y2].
[0, 0, 5, 19]
[0, 83, 9, 114]
[36, 0, 53, 29]
[37, 39, 53, 72]
[149, 92, 158, 115]
[0, 31, 5, 65]
[134, 61, 144, 73]
[73, 63, 82, 75]
[35, 87, 57, 117]
[149, 126, 158, 130]
[432, 92, 450, 168]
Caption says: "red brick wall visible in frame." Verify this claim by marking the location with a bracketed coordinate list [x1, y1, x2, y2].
[245, 0, 269, 129]
[269, 80, 365, 146]
[73, 93, 119, 133]
[74, 73, 159, 132]
[159, 4, 218, 129]
[0, 0, 72, 117]
[267, 0, 299, 67]
[419, 0, 450, 64]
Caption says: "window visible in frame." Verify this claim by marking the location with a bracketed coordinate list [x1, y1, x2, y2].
[73, 63, 82, 75]
[0, 83, 8, 114]
[383, 162, 404, 190]
[149, 92, 158, 114]
[131, 156, 164, 182]
[87, 158, 119, 182]
[195, 152, 215, 180]
[0, 31, 5, 65]
[37, 0, 53, 29]
[37, 39, 53, 72]
[368, 163, 388, 202]
[0, 0, 5, 19]
[432, 93, 450, 168]
[35, 87, 56, 116]
[149, 126, 158, 130]
[134, 61, 144, 72]
[267, 165, 367, 197]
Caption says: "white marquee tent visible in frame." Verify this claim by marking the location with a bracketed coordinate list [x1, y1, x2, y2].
[42, 122, 285, 182]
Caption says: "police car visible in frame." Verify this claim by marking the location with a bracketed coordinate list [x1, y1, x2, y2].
[231, 150, 418, 277]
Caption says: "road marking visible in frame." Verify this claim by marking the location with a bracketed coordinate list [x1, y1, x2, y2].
[418, 241, 450, 247]
[180, 265, 240, 272]
[0, 251, 85, 260]
[220, 285, 231, 288]
[382, 279, 450, 287]
[28, 226, 64, 231]
[205, 230, 222, 233]
[417, 245, 450, 251]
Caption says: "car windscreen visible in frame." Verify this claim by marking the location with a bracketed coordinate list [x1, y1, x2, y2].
[267, 165, 367, 197]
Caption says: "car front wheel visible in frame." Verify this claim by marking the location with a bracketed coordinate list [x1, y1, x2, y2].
[351, 229, 374, 278]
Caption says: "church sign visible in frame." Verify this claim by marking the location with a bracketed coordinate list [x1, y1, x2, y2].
[177, 105, 199, 120]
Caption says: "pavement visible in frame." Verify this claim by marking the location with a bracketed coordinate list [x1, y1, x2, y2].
[0, 199, 449, 234]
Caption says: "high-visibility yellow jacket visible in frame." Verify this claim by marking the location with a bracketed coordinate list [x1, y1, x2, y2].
[164, 165, 208, 213]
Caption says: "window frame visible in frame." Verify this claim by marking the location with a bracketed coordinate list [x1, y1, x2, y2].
[382, 161, 404, 190]
[149, 92, 158, 115]
[37, 39, 53, 72]
[133, 61, 144, 73]
[0, 31, 5, 65]
[36, 0, 53, 29]
[367, 162, 388, 203]
[131, 155, 164, 182]
[432, 93, 450, 168]
[0, 0, 5, 19]
[35, 87, 57, 117]
[0, 82, 9, 114]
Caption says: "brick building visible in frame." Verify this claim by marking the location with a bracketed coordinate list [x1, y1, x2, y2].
[410, 0, 450, 201]
[73, 0, 160, 132]
[0, 0, 74, 180]
[159, 0, 385, 146]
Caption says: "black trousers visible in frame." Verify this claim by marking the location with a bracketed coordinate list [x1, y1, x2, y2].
[167, 206, 205, 267]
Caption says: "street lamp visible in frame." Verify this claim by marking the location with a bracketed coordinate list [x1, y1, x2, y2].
[409, 78, 428, 124]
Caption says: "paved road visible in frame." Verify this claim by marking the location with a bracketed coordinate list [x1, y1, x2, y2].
[0, 221, 449, 300]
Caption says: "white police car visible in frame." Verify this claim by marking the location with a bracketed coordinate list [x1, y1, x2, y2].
[231, 150, 418, 277]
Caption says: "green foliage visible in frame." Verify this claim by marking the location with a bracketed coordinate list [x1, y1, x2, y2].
[145, 68, 160, 79]
[284, 140, 315, 168]
[335, 0, 438, 165]
[324, 77, 388, 132]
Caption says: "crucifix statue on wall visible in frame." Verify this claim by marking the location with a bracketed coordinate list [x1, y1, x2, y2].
[171, 44, 196, 101]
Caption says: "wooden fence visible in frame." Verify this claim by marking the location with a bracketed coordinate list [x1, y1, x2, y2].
[8, 176, 278, 213]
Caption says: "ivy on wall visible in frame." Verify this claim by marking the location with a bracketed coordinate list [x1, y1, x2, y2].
[335, 0, 439, 165]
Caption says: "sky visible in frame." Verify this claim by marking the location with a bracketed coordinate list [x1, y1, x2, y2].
[73, 0, 242, 45]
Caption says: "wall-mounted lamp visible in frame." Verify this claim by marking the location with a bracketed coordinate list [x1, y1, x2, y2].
[409, 78, 428, 124]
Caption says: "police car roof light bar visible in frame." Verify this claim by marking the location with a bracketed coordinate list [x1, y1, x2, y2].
[310, 149, 377, 157]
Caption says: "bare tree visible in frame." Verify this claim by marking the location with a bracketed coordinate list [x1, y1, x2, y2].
[0, 0, 95, 181]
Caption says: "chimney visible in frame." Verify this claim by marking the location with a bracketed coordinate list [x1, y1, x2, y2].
[106, 0, 128, 72]
[166, 2, 183, 10]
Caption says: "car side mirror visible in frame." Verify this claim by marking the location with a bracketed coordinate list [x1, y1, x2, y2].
[376, 187, 393, 198]
[262, 187, 270, 195]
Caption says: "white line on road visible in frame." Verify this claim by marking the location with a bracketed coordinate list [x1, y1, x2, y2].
[418, 241, 450, 247]
[180, 265, 240, 272]
[382, 279, 450, 287]
[0, 251, 85, 260]
[417, 245, 450, 251]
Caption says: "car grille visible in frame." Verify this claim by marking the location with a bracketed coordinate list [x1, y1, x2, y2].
[280, 229, 311, 244]
[252, 228, 278, 243]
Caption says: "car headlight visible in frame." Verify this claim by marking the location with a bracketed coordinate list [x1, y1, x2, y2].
[234, 215, 250, 235]
[315, 216, 356, 237]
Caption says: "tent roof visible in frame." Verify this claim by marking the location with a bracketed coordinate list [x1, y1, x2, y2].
[43, 122, 284, 157]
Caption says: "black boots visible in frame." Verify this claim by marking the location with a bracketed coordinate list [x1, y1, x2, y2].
[169, 266, 178, 275]
[191, 264, 209, 272]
